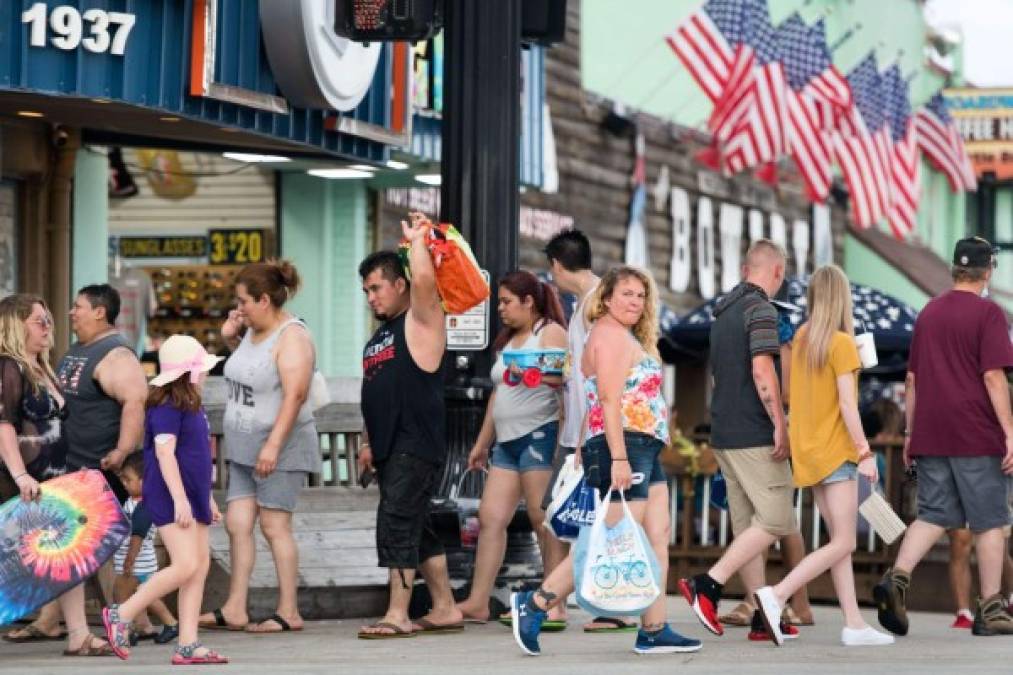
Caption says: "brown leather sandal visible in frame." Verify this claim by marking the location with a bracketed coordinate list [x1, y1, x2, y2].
[718, 601, 755, 626]
[62, 633, 115, 657]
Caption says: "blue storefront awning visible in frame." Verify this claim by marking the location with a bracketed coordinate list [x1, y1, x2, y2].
[0, 0, 404, 162]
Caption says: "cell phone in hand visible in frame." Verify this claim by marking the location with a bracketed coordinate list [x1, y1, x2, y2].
[358, 467, 375, 489]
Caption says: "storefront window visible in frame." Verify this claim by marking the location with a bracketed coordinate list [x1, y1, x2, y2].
[107, 149, 277, 363]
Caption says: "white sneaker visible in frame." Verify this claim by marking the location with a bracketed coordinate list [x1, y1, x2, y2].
[752, 587, 784, 646]
[841, 625, 895, 646]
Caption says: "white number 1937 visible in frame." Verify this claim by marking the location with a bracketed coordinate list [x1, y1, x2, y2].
[22, 3, 136, 56]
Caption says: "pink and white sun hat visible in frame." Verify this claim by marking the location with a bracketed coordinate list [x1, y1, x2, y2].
[150, 334, 223, 387]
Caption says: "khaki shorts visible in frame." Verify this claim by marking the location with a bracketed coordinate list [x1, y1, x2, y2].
[715, 446, 797, 537]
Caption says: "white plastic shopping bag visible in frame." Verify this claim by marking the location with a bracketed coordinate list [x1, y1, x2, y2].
[573, 489, 661, 616]
[545, 455, 596, 542]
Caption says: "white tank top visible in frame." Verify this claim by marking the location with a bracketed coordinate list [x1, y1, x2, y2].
[559, 286, 596, 448]
[489, 327, 561, 442]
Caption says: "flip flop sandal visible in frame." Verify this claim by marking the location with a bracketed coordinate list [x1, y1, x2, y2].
[198, 608, 246, 632]
[4, 624, 68, 643]
[782, 607, 815, 627]
[245, 613, 303, 634]
[62, 633, 116, 657]
[719, 602, 755, 627]
[171, 641, 229, 665]
[358, 621, 417, 639]
[412, 617, 465, 634]
[583, 617, 638, 633]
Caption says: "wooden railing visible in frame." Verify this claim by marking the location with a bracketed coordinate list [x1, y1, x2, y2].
[206, 403, 363, 490]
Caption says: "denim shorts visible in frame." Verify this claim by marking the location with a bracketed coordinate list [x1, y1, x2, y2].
[821, 461, 858, 485]
[584, 432, 666, 502]
[135, 572, 153, 584]
[490, 421, 557, 473]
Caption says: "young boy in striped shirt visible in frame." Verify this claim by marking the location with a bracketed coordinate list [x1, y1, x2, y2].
[114, 452, 179, 645]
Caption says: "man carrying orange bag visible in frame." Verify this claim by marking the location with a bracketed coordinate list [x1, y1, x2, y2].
[397, 212, 490, 314]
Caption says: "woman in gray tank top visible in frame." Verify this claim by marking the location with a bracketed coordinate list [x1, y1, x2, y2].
[198, 260, 317, 634]
[455, 271, 568, 625]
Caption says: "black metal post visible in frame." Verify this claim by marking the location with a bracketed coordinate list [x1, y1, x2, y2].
[440, 0, 521, 383]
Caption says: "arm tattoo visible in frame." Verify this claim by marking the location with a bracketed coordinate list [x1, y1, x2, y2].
[758, 383, 778, 422]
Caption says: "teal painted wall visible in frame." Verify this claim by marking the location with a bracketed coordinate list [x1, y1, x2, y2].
[280, 174, 369, 377]
[844, 235, 930, 310]
[995, 187, 1013, 292]
[72, 150, 109, 292]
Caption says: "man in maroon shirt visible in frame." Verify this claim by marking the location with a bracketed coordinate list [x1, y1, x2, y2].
[875, 237, 1013, 637]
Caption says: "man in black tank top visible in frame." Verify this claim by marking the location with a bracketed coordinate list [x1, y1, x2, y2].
[357, 214, 463, 638]
[58, 286, 148, 499]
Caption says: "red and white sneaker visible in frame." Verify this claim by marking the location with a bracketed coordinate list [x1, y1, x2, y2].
[748, 611, 799, 641]
[678, 575, 724, 636]
[951, 611, 974, 629]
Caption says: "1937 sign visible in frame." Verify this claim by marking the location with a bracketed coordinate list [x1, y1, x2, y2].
[21, 3, 136, 55]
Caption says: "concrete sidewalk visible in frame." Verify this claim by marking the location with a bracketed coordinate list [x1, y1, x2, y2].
[1, 601, 1008, 674]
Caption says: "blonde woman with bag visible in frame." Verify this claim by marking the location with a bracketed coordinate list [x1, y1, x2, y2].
[752, 265, 893, 648]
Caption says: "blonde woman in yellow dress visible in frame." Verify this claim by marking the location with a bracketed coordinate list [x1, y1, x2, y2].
[752, 265, 893, 648]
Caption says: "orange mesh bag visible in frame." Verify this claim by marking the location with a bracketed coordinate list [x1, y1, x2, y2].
[399, 221, 490, 314]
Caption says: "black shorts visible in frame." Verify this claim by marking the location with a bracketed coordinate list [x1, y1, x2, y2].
[375, 452, 445, 569]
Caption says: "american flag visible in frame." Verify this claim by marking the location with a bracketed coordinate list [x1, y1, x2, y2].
[720, 0, 789, 175]
[834, 54, 889, 228]
[776, 14, 840, 202]
[915, 93, 977, 192]
[882, 65, 920, 240]
[665, 0, 746, 103]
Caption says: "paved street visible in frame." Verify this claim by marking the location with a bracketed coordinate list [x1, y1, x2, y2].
[1, 600, 1008, 674]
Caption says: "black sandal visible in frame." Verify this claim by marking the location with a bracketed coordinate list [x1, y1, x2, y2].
[198, 608, 245, 632]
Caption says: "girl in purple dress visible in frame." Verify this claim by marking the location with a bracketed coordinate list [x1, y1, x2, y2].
[102, 335, 228, 666]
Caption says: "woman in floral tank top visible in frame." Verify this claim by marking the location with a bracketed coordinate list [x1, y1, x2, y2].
[508, 267, 702, 657]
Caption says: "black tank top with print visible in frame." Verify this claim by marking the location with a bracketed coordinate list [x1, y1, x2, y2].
[361, 312, 446, 465]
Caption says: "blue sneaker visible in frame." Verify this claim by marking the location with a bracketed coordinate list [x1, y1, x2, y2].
[510, 591, 546, 656]
[633, 623, 703, 654]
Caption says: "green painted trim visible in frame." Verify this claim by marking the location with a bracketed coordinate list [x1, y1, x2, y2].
[844, 234, 931, 310]
[280, 175, 369, 377]
[72, 150, 109, 292]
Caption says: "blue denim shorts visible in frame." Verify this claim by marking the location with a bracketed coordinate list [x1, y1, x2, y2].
[821, 461, 858, 485]
[490, 421, 557, 473]
[584, 432, 666, 502]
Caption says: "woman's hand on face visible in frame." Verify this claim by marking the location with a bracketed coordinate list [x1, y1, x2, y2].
[610, 458, 632, 491]
[221, 310, 244, 339]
